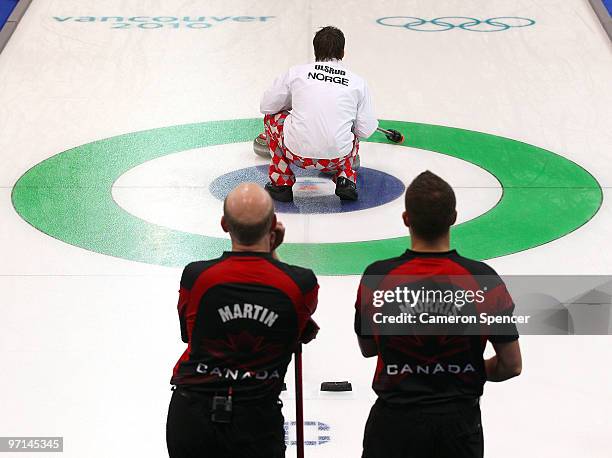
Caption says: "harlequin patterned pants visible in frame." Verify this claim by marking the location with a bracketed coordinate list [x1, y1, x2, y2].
[264, 111, 359, 187]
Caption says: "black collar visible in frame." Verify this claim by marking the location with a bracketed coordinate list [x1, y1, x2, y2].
[221, 251, 273, 259]
[403, 249, 458, 258]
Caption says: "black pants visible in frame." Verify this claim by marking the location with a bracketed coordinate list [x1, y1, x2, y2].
[362, 398, 483, 458]
[166, 388, 286, 458]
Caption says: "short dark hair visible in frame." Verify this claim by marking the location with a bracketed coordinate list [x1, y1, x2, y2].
[223, 201, 274, 245]
[313, 26, 345, 61]
[404, 171, 456, 241]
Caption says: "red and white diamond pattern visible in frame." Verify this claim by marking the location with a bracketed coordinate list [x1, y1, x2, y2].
[264, 111, 359, 186]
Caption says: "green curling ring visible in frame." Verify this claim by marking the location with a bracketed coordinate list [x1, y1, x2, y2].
[11, 119, 602, 275]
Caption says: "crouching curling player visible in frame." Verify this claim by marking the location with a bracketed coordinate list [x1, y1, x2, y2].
[258, 26, 378, 202]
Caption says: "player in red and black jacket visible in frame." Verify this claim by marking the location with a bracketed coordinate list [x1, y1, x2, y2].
[166, 183, 318, 458]
[355, 171, 522, 458]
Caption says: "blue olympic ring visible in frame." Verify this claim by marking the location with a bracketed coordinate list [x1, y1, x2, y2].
[376, 16, 536, 32]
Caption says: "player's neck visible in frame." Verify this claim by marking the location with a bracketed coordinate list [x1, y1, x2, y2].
[410, 234, 451, 253]
[231, 240, 271, 253]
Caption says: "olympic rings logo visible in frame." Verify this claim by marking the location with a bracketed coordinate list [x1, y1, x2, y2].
[376, 16, 536, 32]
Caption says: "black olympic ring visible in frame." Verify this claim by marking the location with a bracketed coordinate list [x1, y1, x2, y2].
[376, 16, 536, 32]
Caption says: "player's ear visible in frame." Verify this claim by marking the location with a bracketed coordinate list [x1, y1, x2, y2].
[402, 211, 410, 228]
[270, 213, 278, 233]
[221, 216, 230, 233]
[450, 210, 457, 226]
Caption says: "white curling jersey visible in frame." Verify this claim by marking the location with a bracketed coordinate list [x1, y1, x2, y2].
[260, 60, 378, 159]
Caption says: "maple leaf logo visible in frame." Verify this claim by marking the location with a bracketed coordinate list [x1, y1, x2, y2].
[387, 335, 472, 365]
[199, 332, 287, 369]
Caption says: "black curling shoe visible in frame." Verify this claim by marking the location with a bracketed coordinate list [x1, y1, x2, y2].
[335, 177, 358, 201]
[265, 182, 294, 202]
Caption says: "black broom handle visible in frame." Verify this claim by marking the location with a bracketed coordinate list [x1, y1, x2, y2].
[294, 344, 304, 458]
